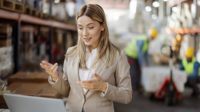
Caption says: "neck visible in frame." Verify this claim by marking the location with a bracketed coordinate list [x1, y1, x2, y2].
[88, 44, 98, 52]
[88, 46, 97, 52]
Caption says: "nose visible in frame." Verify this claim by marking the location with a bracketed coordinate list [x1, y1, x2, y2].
[82, 28, 88, 36]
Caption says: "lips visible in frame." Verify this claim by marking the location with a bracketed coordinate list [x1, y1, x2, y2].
[83, 37, 92, 42]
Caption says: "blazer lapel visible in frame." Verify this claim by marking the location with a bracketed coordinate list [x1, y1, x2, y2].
[73, 56, 85, 98]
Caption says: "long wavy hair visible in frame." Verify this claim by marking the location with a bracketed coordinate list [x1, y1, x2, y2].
[76, 4, 119, 68]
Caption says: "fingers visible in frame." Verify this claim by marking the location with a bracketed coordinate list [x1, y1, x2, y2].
[46, 63, 59, 81]
[77, 81, 95, 90]
[40, 60, 52, 70]
[93, 74, 102, 81]
[80, 80, 94, 83]
[50, 63, 58, 74]
[40, 60, 58, 77]
[53, 65, 58, 74]
[46, 63, 57, 74]
[77, 76, 107, 92]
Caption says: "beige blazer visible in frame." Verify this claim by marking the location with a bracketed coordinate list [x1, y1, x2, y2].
[50, 46, 132, 112]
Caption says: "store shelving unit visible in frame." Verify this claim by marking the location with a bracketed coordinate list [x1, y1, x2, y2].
[0, 7, 77, 73]
[0, 9, 76, 30]
[0, 3, 77, 108]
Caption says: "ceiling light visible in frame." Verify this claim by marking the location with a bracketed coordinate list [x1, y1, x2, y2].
[145, 6, 152, 12]
[153, 1, 160, 8]
[54, 0, 60, 3]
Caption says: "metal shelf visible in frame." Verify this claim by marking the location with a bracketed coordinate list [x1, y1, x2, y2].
[170, 27, 200, 34]
[0, 9, 76, 31]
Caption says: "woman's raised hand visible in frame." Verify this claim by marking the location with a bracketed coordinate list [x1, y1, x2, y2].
[40, 60, 59, 81]
[78, 74, 107, 92]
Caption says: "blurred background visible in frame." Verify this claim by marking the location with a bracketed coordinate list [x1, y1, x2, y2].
[0, 0, 200, 111]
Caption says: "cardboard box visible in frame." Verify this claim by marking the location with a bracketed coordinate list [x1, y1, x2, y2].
[0, 39, 12, 47]
[7, 72, 59, 97]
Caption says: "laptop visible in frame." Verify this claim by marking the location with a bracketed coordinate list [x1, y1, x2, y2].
[3, 93, 67, 112]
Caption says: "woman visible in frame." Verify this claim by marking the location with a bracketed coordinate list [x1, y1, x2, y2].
[40, 4, 132, 112]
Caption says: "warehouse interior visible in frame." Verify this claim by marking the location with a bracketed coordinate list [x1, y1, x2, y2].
[0, 0, 200, 111]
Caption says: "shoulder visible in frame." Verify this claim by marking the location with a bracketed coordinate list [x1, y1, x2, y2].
[65, 46, 78, 58]
[110, 44, 120, 55]
[110, 44, 125, 60]
[113, 47, 129, 67]
[118, 49, 127, 61]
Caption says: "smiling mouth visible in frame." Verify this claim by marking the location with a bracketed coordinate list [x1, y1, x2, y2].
[83, 38, 92, 42]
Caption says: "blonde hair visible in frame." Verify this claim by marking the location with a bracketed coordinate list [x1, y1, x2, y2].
[76, 4, 119, 68]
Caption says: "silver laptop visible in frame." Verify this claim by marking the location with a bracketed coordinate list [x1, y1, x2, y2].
[3, 93, 67, 112]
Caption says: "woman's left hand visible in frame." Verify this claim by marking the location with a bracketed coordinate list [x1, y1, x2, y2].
[78, 74, 107, 92]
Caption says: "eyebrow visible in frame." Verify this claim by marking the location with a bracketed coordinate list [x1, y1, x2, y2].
[77, 23, 95, 26]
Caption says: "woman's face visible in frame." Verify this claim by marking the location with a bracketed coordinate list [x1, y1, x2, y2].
[77, 15, 104, 49]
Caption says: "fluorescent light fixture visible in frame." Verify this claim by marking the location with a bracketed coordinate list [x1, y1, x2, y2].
[163, 0, 168, 2]
[145, 6, 152, 12]
[54, 0, 60, 3]
[152, 1, 160, 8]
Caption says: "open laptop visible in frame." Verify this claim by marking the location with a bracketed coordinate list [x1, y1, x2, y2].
[3, 93, 67, 112]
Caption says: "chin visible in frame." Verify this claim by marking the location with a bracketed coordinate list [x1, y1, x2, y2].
[84, 42, 92, 46]
[83, 40, 91, 44]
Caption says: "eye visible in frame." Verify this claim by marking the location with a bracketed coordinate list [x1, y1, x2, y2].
[78, 27, 83, 30]
[88, 26, 94, 29]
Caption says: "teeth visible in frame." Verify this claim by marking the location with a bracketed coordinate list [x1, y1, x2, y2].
[84, 38, 91, 42]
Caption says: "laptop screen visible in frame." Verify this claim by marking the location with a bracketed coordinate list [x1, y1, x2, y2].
[3, 93, 67, 112]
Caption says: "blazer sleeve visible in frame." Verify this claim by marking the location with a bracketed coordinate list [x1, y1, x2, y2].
[49, 56, 70, 97]
[101, 51, 132, 104]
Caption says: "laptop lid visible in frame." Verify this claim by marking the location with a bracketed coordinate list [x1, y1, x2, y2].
[3, 93, 67, 112]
